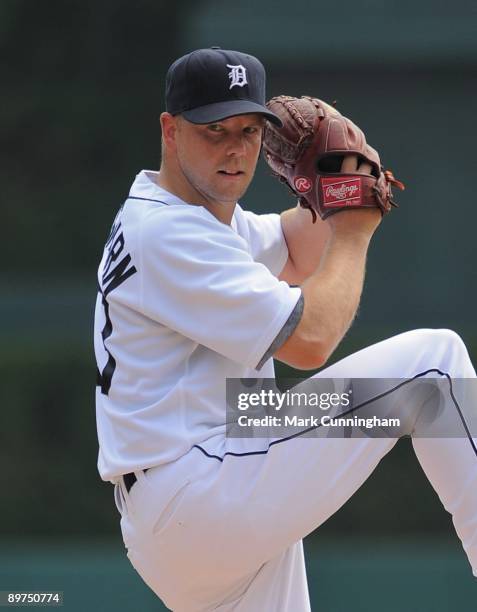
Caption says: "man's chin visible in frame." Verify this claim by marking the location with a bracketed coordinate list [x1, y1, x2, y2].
[215, 184, 250, 205]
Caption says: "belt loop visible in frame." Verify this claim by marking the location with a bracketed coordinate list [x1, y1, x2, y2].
[114, 483, 124, 515]
[119, 474, 135, 519]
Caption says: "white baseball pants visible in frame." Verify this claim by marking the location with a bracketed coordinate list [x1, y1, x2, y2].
[114, 329, 477, 611]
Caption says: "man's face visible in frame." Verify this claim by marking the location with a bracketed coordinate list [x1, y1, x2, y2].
[172, 113, 265, 207]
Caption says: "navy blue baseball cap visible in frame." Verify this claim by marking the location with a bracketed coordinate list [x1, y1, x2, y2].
[165, 47, 282, 127]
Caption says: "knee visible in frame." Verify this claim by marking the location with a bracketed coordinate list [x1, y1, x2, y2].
[429, 328, 464, 348]
[411, 328, 463, 349]
[418, 328, 473, 375]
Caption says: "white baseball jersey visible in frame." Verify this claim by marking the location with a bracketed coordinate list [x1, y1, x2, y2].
[95, 172, 477, 612]
[94, 170, 302, 481]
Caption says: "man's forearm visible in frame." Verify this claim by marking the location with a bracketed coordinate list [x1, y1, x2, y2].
[275, 209, 380, 370]
[300, 233, 371, 363]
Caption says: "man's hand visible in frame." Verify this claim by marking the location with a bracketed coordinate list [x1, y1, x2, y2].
[325, 155, 382, 239]
[279, 155, 380, 287]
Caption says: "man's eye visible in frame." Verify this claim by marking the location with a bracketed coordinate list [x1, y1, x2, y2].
[244, 126, 261, 135]
[207, 124, 223, 132]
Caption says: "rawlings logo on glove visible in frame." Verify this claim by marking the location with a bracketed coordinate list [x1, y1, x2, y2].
[322, 178, 362, 207]
[262, 95, 404, 221]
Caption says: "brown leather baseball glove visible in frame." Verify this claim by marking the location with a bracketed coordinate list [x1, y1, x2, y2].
[262, 95, 404, 221]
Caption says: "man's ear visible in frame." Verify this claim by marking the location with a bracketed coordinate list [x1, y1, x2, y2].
[160, 112, 179, 150]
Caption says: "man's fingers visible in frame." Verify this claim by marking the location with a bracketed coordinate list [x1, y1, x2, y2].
[340, 155, 358, 173]
[357, 161, 373, 175]
[341, 156, 373, 175]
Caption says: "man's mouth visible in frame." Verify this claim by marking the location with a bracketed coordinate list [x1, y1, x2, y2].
[218, 170, 244, 176]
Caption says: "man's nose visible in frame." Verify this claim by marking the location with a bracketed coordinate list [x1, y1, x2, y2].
[226, 134, 247, 156]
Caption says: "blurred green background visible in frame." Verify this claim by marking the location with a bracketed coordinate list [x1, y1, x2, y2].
[2, 0, 477, 610]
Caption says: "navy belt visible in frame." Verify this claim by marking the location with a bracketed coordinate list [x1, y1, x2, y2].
[123, 469, 148, 493]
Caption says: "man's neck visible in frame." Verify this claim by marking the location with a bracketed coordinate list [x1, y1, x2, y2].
[155, 168, 235, 225]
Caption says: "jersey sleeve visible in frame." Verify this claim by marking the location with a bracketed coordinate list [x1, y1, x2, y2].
[240, 209, 289, 277]
[135, 206, 301, 370]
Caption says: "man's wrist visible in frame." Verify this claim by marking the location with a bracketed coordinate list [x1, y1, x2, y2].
[328, 231, 372, 252]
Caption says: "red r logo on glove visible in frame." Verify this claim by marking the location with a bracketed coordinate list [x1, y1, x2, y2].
[294, 176, 313, 193]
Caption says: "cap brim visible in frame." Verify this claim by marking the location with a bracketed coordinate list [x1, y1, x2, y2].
[182, 100, 283, 127]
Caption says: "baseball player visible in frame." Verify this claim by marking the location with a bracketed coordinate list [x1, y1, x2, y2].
[94, 47, 477, 611]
